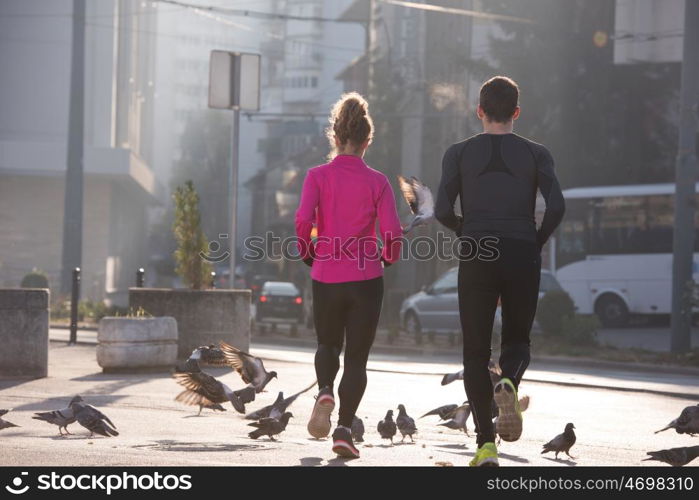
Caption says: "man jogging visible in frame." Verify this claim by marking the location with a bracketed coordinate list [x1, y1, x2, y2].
[435, 76, 565, 466]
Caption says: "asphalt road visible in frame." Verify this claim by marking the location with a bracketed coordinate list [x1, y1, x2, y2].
[0, 342, 697, 467]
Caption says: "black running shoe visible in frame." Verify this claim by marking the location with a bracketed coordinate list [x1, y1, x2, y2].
[332, 427, 360, 459]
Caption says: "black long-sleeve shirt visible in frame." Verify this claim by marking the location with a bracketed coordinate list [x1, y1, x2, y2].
[435, 133, 565, 248]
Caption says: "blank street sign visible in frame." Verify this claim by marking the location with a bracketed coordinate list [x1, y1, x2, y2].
[208, 50, 260, 111]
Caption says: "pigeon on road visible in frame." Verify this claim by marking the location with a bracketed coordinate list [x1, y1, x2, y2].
[655, 405, 699, 436]
[247, 412, 293, 441]
[421, 404, 458, 420]
[396, 404, 418, 442]
[219, 342, 277, 393]
[441, 361, 501, 386]
[70, 399, 118, 438]
[378, 410, 397, 444]
[32, 396, 82, 435]
[541, 423, 576, 460]
[517, 395, 531, 413]
[245, 381, 315, 421]
[643, 446, 699, 467]
[0, 409, 19, 431]
[173, 368, 248, 414]
[351, 416, 365, 443]
[438, 403, 471, 435]
[440, 370, 463, 386]
[397, 175, 434, 234]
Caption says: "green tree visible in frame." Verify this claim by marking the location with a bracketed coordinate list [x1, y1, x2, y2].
[471, 0, 618, 187]
[172, 181, 212, 290]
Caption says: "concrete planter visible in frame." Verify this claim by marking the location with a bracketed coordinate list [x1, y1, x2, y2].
[97, 316, 178, 372]
[0, 288, 49, 379]
[128, 288, 251, 358]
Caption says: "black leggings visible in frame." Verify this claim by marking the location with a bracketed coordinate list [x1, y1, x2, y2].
[312, 277, 384, 428]
[458, 237, 541, 445]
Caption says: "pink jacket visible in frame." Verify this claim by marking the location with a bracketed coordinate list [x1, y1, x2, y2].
[295, 154, 403, 283]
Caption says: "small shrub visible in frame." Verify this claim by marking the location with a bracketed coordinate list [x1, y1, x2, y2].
[536, 289, 575, 336]
[560, 314, 600, 346]
[172, 180, 212, 290]
[78, 300, 128, 322]
[21, 268, 49, 288]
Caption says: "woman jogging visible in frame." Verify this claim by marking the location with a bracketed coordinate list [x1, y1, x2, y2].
[295, 92, 403, 459]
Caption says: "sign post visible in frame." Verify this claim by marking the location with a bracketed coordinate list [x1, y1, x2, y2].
[209, 51, 261, 288]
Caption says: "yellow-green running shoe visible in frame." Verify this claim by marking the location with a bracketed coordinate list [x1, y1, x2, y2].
[494, 377, 522, 442]
[469, 442, 499, 467]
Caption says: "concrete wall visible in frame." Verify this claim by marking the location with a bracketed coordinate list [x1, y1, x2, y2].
[129, 288, 251, 358]
[0, 288, 49, 378]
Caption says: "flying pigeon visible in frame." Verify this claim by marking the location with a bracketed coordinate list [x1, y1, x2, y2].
[219, 342, 278, 393]
[247, 412, 293, 441]
[541, 423, 576, 460]
[245, 381, 316, 421]
[643, 446, 699, 467]
[438, 403, 471, 435]
[397, 175, 434, 234]
[396, 404, 418, 442]
[378, 410, 397, 443]
[173, 368, 248, 414]
[0, 409, 19, 431]
[175, 390, 227, 414]
[655, 405, 699, 436]
[186, 345, 229, 367]
[351, 416, 365, 443]
[32, 396, 82, 435]
[235, 385, 257, 406]
[71, 399, 118, 438]
[421, 404, 458, 420]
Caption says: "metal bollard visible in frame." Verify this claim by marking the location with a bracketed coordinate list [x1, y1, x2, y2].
[210, 271, 216, 289]
[136, 267, 145, 288]
[69, 267, 81, 345]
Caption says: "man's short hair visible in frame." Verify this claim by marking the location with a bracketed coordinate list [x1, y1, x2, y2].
[479, 76, 519, 123]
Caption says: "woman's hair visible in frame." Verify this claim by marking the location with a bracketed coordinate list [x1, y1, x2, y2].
[326, 92, 374, 158]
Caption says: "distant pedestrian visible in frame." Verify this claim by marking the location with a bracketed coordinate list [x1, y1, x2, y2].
[435, 76, 565, 466]
[296, 92, 403, 459]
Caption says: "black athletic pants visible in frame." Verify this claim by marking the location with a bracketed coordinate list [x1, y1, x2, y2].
[312, 277, 384, 427]
[458, 237, 541, 446]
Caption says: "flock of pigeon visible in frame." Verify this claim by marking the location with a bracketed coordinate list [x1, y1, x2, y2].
[1, 396, 117, 438]
[1, 341, 698, 466]
[436, 363, 699, 466]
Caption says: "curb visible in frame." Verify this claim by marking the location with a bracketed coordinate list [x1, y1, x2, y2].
[50, 324, 98, 332]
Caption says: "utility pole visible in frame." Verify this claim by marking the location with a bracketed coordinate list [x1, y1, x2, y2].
[229, 107, 240, 288]
[671, 0, 699, 353]
[60, 0, 86, 294]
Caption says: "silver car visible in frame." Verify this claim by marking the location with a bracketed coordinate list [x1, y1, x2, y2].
[399, 267, 562, 338]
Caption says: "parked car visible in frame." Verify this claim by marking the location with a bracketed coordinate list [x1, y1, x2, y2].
[255, 281, 304, 325]
[399, 267, 562, 338]
[249, 274, 277, 299]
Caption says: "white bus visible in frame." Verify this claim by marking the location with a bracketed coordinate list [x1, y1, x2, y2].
[554, 183, 699, 327]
